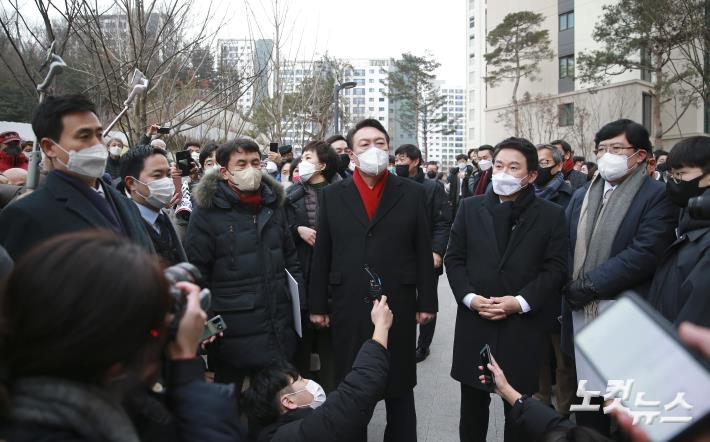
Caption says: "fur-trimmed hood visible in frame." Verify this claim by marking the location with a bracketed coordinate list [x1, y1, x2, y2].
[192, 169, 286, 210]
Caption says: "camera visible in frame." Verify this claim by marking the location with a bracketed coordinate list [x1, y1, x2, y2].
[164, 262, 211, 339]
[688, 192, 710, 220]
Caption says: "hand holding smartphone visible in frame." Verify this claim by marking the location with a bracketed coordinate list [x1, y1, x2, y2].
[480, 344, 495, 391]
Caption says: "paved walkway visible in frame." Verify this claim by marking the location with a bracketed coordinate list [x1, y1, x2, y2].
[368, 275, 505, 442]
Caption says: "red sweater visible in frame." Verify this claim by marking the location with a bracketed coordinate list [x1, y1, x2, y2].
[353, 169, 389, 220]
[0, 151, 28, 172]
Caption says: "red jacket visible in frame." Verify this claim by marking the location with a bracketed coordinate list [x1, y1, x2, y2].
[0, 151, 29, 172]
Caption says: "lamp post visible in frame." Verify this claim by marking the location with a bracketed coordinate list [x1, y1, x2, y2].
[333, 81, 357, 135]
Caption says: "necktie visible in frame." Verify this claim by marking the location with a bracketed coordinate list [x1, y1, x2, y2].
[603, 187, 614, 205]
[155, 213, 172, 244]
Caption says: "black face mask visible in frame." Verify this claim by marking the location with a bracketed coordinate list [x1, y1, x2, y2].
[337, 154, 350, 172]
[667, 175, 707, 207]
[426, 170, 437, 179]
[534, 166, 555, 187]
[395, 164, 410, 177]
[3, 142, 21, 156]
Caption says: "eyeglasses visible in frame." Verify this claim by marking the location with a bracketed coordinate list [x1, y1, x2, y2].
[668, 171, 706, 184]
[594, 144, 635, 155]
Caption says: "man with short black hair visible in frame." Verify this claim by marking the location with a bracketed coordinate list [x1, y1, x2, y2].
[649, 136, 710, 327]
[279, 144, 294, 163]
[425, 161, 439, 180]
[309, 119, 436, 441]
[562, 119, 678, 435]
[184, 141, 201, 153]
[572, 155, 586, 171]
[185, 138, 304, 400]
[326, 134, 351, 178]
[394, 144, 451, 362]
[0, 95, 153, 260]
[121, 146, 185, 265]
[550, 139, 588, 189]
[467, 147, 478, 163]
[468, 145, 494, 196]
[445, 136, 569, 442]
[448, 153, 474, 211]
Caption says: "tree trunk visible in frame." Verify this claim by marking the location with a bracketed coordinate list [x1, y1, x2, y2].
[653, 51, 664, 147]
[512, 77, 520, 137]
[422, 103, 428, 162]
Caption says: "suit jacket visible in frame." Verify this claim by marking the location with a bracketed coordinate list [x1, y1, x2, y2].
[0, 171, 154, 261]
[140, 207, 188, 265]
[413, 170, 451, 275]
[561, 177, 678, 356]
[444, 192, 569, 393]
[308, 173, 435, 397]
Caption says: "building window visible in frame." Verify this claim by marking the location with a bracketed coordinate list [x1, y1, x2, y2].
[559, 11, 574, 31]
[559, 103, 574, 127]
[379, 97, 385, 102]
[469, 16, 475, 28]
[642, 93, 652, 131]
[559, 55, 575, 79]
[354, 88, 365, 96]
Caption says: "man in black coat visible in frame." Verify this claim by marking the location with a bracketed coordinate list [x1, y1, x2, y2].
[448, 153, 474, 212]
[309, 119, 436, 441]
[120, 145, 187, 266]
[184, 139, 304, 397]
[0, 95, 154, 261]
[532, 143, 577, 415]
[394, 143, 451, 362]
[243, 296, 394, 442]
[562, 120, 678, 435]
[648, 136, 710, 327]
[551, 139, 589, 190]
[445, 137, 569, 442]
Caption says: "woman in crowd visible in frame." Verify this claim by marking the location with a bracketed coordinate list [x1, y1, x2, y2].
[284, 141, 340, 392]
[0, 231, 243, 441]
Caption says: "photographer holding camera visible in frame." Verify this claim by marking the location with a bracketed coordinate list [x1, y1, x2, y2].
[0, 231, 244, 441]
[648, 136, 710, 328]
[242, 295, 393, 442]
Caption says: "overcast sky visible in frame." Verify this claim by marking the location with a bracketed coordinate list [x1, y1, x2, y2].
[216, 0, 467, 85]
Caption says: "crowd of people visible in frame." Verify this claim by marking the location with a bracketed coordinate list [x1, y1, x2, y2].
[0, 93, 708, 442]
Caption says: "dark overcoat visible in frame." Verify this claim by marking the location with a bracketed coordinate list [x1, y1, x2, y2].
[308, 174, 436, 397]
[445, 192, 569, 394]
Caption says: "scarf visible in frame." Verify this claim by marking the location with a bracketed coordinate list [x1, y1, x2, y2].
[562, 158, 574, 177]
[534, 171, 565, 200]
[487, 185, 536, 254]
[572, 163, 647, 320]
[353, 169, 389, 220]
[474, 169, 491, 196]
[9, 377, 140, 442]
[228, 181, 263, 212]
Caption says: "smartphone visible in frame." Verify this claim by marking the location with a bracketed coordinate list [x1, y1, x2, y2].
[200, 315, 227, 342]
[480, 344, 495, 390]
[269, 142, 279, 153]
[158, 126, 171, 134]
[575, 292, 710, 442]
[175, 150, 193, 177]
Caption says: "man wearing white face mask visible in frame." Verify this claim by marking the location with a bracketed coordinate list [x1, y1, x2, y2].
[0, 95, 154, 261]
[120, 145, 186, 265]
[445, 137, 569, 442]
[561, 119, 678, 436]
[243, 296, 394, 442]
[308, 119, 436, 441]
[104, 137, 124, 180]
[185, 138, 305, 404]
[467, 144, 495, 196]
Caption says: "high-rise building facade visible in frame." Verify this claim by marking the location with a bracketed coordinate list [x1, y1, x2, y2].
[427, 83, 467, 169]
[469, 0, 708, 156]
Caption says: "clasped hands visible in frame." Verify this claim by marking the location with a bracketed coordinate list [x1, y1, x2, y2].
[470, 295, 521, 320]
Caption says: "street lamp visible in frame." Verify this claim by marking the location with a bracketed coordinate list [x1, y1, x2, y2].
[333, 81, 357, 135]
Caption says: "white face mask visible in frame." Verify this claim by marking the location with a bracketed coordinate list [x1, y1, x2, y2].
[357, 147, 389, 176]
[285, 380, 326, 410]
[597, 151, 637, 182]
[478, 159, 493, 171]
[190, 152, 200, 164]
[298, 161, 321, 183]
[109, 145, 122, 157]
[135, 176, 175, 209]
[492, 171, 528, 196]
[229, 167, 262, 192]
[52, 141, 108, 179]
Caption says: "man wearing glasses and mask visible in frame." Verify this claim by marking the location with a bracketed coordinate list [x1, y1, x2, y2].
[561, 119, 678, 436]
